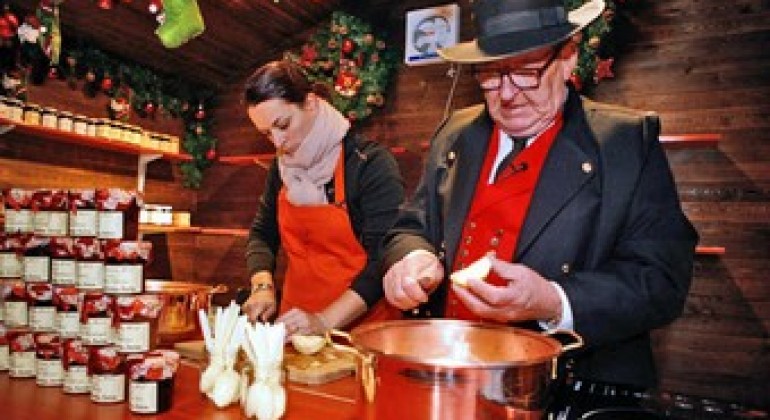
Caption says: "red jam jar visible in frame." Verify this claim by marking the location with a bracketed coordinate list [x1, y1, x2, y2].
[35, 332, 63, 386]
[27, 282, 55, 332]
[2, 189, 34, 234]
[8, 328, 35, 378]
[68, 189, 98, 237]
[115, 295, 163, 353]
[62, 338, 90, 394]
[73, 237, 104, 290]
[31, 189, 69, 237]
[0, 323, 8, 371]
[0, 234, 23, 278]
[89, 345, 126, 403]
[96, 189, 141, 240]
[23, 236, 51, 283]
[54, 285, 81, 339]
[80, 292, 114, 346]
[50, 237, 76, 285]
[104, 240, 151, 294]
[128, 350, 180, 414]
[3, 281, 29, 327]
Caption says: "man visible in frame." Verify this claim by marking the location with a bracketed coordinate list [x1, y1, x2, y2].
[381, 0, 698, 390]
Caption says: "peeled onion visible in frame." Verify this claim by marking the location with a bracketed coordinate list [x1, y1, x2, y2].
[450, 255, 492, 287]
[290, 334, 326, 355]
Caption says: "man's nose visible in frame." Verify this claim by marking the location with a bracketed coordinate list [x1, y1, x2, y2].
[498, 74, 522, 101]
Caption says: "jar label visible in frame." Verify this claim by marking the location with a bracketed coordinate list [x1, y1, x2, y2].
[42, 114, 58, 128]
[37, 358, 64, 386]
[10, 350, 36, 377]
[64, 365, 90, 394]
[52, 259, 77, 284]
[0, 252, 22, 278]
[91, 374, 126, 403]
[118, 322, 150, 353]
[129, 381, 158, 413]
[77, 261, 105, 289]
[57, 311, 81, 338]
[30, 306, 56, 332]
[82, 317, 113, 345]
[98, 212, 124, 239]
[33, 211, 69, 236]
[5, 301, 29, 327]
[0, 345, 8, 371]
[69, 210, 98, 237]
[105, 265, 143, 294]
[5, 209, 32, 233]
[23, 255, 51, 282]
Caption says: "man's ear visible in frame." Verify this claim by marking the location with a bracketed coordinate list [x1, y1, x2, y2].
[560, 39, 579, 81]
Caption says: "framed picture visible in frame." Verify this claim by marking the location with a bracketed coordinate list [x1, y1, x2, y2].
[404, 4, 460, 66]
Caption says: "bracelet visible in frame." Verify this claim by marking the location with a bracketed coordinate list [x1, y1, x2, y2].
[251, 283, 274, 293]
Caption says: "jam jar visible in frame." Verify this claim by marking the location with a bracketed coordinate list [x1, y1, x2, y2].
[90, 345, 126, 403]
[80, 292, 113, 346]
[115, 295, 163, 353]
[35, 332, 63, 386]
[6, 98, 24, 123]
[8, 328, 35, 378]
[74, 237, 104, 290]
[57, 111, 74, 132]
[2, 189, 34, 234]
[0, 323, 8, 371]
[4, 281, 29, 327]
[50, 237, 76, 285]
[73, 114, 88, 136]
[128, 350, 180, 414]
[0, 234, 23, 278]
[104, 240, 151, 294]
[95, 118, 110, 138]
[23, 103, 42, 125]
[31, 189, 69, 237]
[41, 107, 58, 129]
[27, 282, 55, 332]
[96, 189, 141, 240]
[54, 285, 81, 338]
[23, 236, 51, 283]
[69, 189, 98, 237]
[63, 338, 90, 394]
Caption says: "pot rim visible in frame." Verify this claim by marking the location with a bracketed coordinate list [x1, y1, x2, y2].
[347, 319, 569, 369]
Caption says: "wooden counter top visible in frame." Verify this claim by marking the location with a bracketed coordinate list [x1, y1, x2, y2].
[0, 361, 367, 420]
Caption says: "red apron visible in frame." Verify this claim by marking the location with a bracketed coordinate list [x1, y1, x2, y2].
[277, 149, 400, 325]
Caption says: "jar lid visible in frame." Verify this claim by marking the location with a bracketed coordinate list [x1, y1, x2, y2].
[23, 103, 41, 110]
[59, 111, 73, 117]
[42, 107, 58, 114]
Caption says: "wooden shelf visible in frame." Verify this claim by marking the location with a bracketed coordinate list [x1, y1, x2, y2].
[139, 224, 248, 237]
[695, 246, 726, 256]
[217, 154, 275, 169]
[659, 133, 721, 148]
[0, 117, 192, 162]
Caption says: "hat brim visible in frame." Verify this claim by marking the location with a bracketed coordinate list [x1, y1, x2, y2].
[439, 0, 606, 64]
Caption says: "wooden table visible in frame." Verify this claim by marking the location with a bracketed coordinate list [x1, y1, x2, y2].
[0, 361, 369, 419]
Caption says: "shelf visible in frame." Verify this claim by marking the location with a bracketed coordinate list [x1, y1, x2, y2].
[695, 246, 726, 256]
[0, 117, 193, 162]
[139, 224, 248, 237]
[217, 154, 275, 169]
[659, 134, 721, 148]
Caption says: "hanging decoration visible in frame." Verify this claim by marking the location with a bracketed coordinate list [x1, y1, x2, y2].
[283, 11, 396, 124]
[155, 0, 206, 49]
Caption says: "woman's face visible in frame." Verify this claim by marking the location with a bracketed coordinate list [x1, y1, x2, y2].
[247, 93, 318, 156]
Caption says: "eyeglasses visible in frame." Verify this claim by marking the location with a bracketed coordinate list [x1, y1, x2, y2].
[472, 47, 561, 91]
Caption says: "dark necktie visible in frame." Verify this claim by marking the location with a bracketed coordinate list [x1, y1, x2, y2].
[494, 137, 528, 181]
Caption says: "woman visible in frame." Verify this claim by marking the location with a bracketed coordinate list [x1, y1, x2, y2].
[241, 60, 404, 336]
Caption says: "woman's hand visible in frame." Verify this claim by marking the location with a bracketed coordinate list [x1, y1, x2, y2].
[276, 308, 327, 337]
[242, 271, 277, 322]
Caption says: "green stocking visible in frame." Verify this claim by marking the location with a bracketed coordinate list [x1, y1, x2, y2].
[156, 0, 205, 49]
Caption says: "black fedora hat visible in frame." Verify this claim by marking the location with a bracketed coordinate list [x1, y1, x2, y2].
[439, 0, 605, 63]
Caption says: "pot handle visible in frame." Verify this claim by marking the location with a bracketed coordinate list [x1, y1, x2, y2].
[543, 329, 584, 353]
[325, 329, 377, 403]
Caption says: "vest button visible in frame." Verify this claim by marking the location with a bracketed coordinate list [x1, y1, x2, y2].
[581, 162, 593, 173]
[465, 236, 472, 244]
[496, 229, 504, 236]
[561, 263, 571, 274]
[469, 222, 477, 229]
[461, 249, 469, 257]
[490, 237, 500, 247]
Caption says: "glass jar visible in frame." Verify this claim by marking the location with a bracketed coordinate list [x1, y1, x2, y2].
[23, 236, 51, 283]
[115, 295, 162, 353]
[0, 323, 8, 371]
[96, 189, 142, 240]
[86, 117, 98, 137]
[54, 286, 80, 339]
[57, 111, 74, 132]
[63, 338, 90, 394]
[108, 120, 122, 141]
[104, 240, 151, 294]
[2, 188, 34, 234]
[69, 189, 98, 237]
[27, 282, 55, 332]
[74, 237, 104, 290]
[6, 98, 24, 123]
[31, 189, 69, 237]
[0, 234, 23, 278]
[95, 118, 110, 138]
[90, 345, 126, 403]
[73, 114, 88, 135]
[35, 332, 63, 386]
[8, 328, 35, 378]
[3, 281, 28, 327]
[50, 237, 76, 285]
[130, 126, 143, 145]
[41, 107, 58, 129]
[128, 350, 180, 414]
[22, 103, 42, 125]
[80, 292, 113, 345]
[0, 95, 9, 119]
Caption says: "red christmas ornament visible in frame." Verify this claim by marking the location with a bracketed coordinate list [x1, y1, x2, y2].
[0, 16, 13, 39]
[594, 58, 615, 83]
[101, 76, 113, 92]
[148, 0, 161, 14]
[300, 43, 318, 67]
[48, 66, 58, 79]
[4, 10, 19, 30]
[205, 148, 216, 161]
[194, 105, 206, 120]
[96, 0, 113, 10]
[341, 38, 356, 55]
[86, 71, 96, 83]
[569, 73, 583, 91]
[144, 101, 156, 116]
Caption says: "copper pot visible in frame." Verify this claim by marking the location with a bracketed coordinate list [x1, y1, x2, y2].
[330, 319, 582, 420]
[144, 280, 227, 344]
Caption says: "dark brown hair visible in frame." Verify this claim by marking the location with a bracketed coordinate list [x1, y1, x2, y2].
[243, 60, 329, 106]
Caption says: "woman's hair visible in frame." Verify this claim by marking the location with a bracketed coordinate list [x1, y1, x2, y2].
[243, 60, 329, 106]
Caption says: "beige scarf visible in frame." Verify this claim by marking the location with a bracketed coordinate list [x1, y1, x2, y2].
[278, 98, 350, 206]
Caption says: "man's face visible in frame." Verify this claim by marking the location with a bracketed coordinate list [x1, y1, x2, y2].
[475, 42, 577, 137]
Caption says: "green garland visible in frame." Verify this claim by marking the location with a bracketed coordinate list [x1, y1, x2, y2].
[284, 11, 397, 123]
[566, 0, 622, 91]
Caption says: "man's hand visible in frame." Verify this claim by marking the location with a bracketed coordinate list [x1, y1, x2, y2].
[383, 250, 444, 310]
[242, 271, 277, 322]
[451, 256, 562, 323]
[276, 308, 326, 337]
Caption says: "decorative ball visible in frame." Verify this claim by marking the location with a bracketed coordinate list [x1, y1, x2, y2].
[205, 148, 216, 161]
[85, 71, 96, 83]
[144, 101, 156, 116]
[4, 11, 19, 30]
[66, 55, 77, 68]
[588, 36, 601, 50]
[101, 77, 113, 92]
[339, 25, 349, 35]
[341, 38, 356, 55]
[195, 107, 206, 120]
[327, 39, 338, 49]
[195, 124, 204, 135]
[362, 34, 374, 46]
[48, 66, 58, 79]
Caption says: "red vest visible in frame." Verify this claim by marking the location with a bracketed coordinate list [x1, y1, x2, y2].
[446, 116, 563, 320]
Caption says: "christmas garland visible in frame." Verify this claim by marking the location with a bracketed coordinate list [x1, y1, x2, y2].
[284, 11, 397, 124]
[566, 0, 624, 92]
